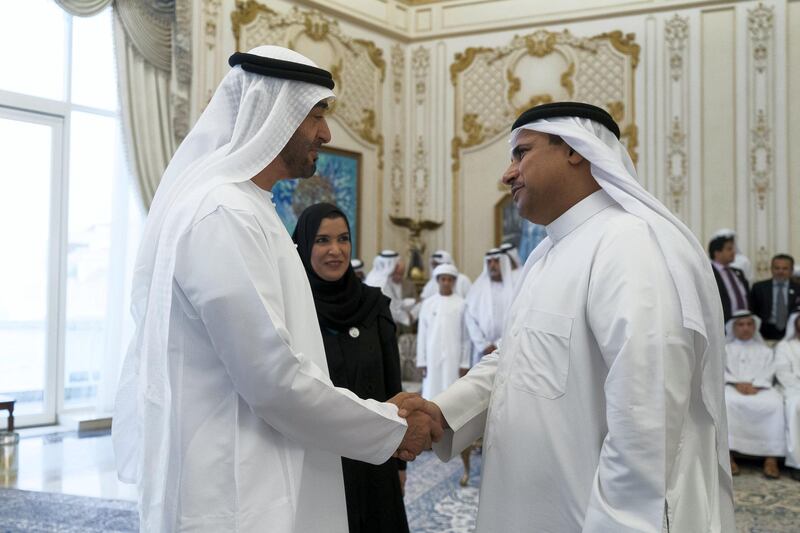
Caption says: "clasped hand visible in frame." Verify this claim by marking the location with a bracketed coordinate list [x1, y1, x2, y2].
[387, 392, 446, 461]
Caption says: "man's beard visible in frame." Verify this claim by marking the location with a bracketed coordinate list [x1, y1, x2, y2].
[279, 130, 318, 178]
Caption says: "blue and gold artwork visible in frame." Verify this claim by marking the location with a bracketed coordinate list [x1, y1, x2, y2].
[272, 147, 361, 254]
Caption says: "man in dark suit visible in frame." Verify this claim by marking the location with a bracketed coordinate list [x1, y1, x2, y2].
[709, 234, 750, 323]
[750, 254, 800, 340]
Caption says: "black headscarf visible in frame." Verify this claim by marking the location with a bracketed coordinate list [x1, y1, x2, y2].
[292, 203, 383, 331]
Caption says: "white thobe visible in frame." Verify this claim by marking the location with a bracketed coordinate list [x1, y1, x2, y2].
[775, 339, 800, 466]
[433, 190, 735, 532]
[464, 282, 506, 353]
[383, 281, 415, 326]
[166, 180, 407, 532]
[416, 294, 471, 399]
[420, 273, 472, 300]
[724, 340, 785, 456]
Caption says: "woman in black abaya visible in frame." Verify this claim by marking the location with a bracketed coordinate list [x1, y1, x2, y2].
[292, 203, 409, 533]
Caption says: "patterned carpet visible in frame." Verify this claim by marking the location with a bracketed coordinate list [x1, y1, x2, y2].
[404, 450, 800, 533]
[2, 452, 800, 532]
[0, 488, 137, 532]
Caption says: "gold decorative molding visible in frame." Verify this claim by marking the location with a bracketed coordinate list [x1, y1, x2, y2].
[391, 44, 404, 105]
[231, 0, 275, 50]
[391, 135, 404, 215]
[750, 109, 772, 210]
[748, 3, 773, 74]
[413, 136, 429, 219]
[412, 46, 430, 105]
[665, 14, 689, 82]
[450, 114, 486, 174]
[666, 116, 687, 213]
[450, 47, 494, 86]
[598, 31, 640, 69]
[525, 31, 557, 57]
[354, 39, 387, 82]
[560, 62, 576, 97]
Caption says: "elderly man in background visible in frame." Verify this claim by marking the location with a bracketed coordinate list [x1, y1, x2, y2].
[365, 250, 418, 326]
[750, 254, 800, 340]
[464, 248, 515, 366]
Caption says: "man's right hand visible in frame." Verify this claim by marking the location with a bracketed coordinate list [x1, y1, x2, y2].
[734, 382, 758, 395]
[482, 344, 497, 356]
[388, 392, 446, 461]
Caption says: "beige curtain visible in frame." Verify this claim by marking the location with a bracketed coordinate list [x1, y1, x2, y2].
[54, 0, 111, 17]
[57, 0, 184, 211]
[113, 14, 175, 209]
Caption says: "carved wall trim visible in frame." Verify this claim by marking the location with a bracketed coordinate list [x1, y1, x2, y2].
[413, 136, 429, 219]
[391, 44, 404, 105]
[201, 0, 222, 106]
[746, 2, 775, 279]
[449, 28, 639, 261]
[747, 3, 774, 211]
[391, 135, 404, 215]
[664, 14, 689, 218]
[412, 46, 430, 105]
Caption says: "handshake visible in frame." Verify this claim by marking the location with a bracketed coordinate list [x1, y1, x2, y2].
[387, 392, 447, 461]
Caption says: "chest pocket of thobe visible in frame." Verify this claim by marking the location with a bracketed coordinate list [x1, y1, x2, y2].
[510, 309, 573, 399]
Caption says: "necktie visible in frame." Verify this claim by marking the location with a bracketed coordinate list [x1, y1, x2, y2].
[724, 267, 746, 310]
[776, 282, 788, 328]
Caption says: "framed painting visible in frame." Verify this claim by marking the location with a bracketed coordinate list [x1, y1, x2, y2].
[271, 146, 362, 255]
[494, 194, 547, 263]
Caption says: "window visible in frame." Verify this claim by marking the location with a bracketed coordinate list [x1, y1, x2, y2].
[0, 1, 143, 426]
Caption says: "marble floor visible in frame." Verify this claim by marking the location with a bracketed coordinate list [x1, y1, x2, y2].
[1, 428, 135, 502]
[3, 429, 800, 533]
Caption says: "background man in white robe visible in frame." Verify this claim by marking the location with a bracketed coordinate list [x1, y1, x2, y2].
[774, 310, 800, 480]
[416, 263, 472, 487]
[498, 242, 522, 271]
[464, 249, 515, 366]
[419, 250, 472, 300]
[724, 311, 784, 478]
[112, 46, 439, 533]
[365, 250, 417, 326]
[350, 258, 365, 280]
[417, 264, 471, 399]
[397, 101, 735, 532]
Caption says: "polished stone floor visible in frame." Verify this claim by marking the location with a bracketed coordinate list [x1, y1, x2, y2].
[1, 428, 135, 502]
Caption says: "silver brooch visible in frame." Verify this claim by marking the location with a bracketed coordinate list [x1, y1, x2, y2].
[349, 327, 360, 338]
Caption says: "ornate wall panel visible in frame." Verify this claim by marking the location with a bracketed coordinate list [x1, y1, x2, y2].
[745, 2, 776, 279]
[663, 14, 689, 220]
[450, 29, 639, 262]
[391, 134, 404, 214]
[411, 45, 432, 222]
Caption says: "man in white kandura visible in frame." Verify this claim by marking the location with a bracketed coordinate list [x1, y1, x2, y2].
[724, 310, 784, 478]
[775, 310, 800, 480]
[417, 264, 471, 399]
[397, 102, 735, 531]
[365, 250, 417, 326]
[419, 250, 472, 300]
[464, 249, 515, 365]
[112, 46, 438, 533]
